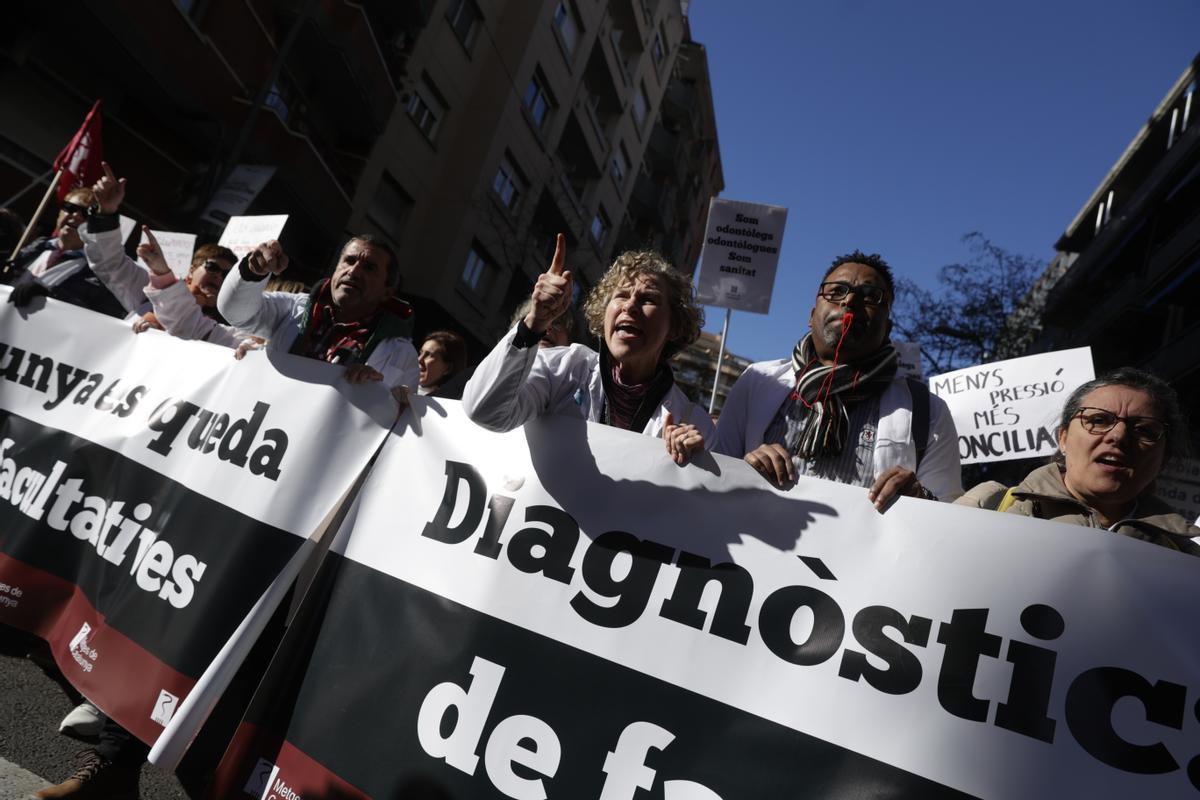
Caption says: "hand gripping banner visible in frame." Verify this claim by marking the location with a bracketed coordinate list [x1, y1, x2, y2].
[0, 289, 394, 757]
[213, 401, 1200, 799]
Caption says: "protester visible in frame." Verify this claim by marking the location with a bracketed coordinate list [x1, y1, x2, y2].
[463, 235, 712, 464]
[4, 187, 126, 317]
[417, 329, 469, 398]
[956, 368, 1200, 553]
[217, 236, 419, 389]
[509, 296, 573, 348]
[713, 250, 962, 508]
[81, 163, 247, 346]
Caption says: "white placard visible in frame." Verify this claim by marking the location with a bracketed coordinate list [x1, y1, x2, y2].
[118, 214, 136, 246]
[1154, 458, 1200, 523]
[930, 347, 1095, 464]
[200, 165, 276, 226]
[138, 230, 197, 278]
[695, 198, 788, 314]
[894, 340, 924, 380]
[217, 215, 288, 261]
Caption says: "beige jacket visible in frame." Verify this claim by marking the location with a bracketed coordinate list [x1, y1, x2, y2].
[956, 463, 1200, 556]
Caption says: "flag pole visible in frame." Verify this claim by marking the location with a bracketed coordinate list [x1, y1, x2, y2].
[7, 169, 62, 263]
[708, 306, 732, 414]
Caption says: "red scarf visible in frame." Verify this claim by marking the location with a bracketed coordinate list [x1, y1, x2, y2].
[297, 279, 379, 364]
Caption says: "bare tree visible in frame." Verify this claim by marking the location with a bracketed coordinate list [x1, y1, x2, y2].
[892, 232, 1045, 376]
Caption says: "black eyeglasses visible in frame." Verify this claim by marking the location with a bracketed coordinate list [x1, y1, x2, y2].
[818, 281, 887, 306]
[1073, 407, 1167, 444]
[60, 202, 88, 216]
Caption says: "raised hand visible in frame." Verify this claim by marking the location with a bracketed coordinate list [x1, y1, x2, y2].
[136, 226, 172, 275]
[93, 162, 126, 215]
[523, 233, 572, 332]
[246, 239, 289, 277]
[663, 411, 705, 465]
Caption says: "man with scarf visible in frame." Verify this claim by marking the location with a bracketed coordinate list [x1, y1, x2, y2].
[217, 235, 419, 389]
[713, 251, 962, 510]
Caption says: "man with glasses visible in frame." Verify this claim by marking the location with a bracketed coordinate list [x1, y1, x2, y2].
[3, 186, 127, 317]
[80, 162, 247, 346]
[713, 250, 962, 510]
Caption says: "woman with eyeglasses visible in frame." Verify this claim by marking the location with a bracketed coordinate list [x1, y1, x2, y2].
[956, 367, 1199, 554]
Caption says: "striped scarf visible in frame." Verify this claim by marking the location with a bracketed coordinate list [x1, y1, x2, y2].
[786, 334, 898, 457]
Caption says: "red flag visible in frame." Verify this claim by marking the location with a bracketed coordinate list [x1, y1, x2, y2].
[52, 99, 104, 202]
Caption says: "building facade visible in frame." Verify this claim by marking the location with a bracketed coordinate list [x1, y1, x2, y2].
[1, 0, 722, 353]
[350, 0, 723, 354]
[1026, 53, 1199, 443]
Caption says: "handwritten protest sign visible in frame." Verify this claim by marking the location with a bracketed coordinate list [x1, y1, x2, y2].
[138, 230, 196, 278]
[217, 215, 288, 261]
[1154, 458, 1200, 524]
[118, 214, 136, 245]
[930, 347, 1094, 464]
[201, 165, 276, 226]
[695, 198, 788, 314]
[894, 340, 923, 380]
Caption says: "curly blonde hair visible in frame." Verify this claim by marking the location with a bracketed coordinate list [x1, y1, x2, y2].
[582, 250, 703, 361]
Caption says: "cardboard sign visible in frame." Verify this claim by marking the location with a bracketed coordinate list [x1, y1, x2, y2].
[930, 347, 1095, 464]
[201, 165, 276, 226]
[217, 215, 288, 261]
[695, 198, 788, 314]
[894, 340, 924, 380]
[138, 230, 197, 278]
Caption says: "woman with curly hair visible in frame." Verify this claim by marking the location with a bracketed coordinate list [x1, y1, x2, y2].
[463, 234, 713, 463]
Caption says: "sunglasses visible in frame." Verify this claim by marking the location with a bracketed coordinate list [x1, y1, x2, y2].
[60, 202, 88, 216]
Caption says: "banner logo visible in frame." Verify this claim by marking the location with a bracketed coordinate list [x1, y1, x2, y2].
[68, 621, 98, 673]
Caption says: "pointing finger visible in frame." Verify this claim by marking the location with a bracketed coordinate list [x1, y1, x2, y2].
[102, 161, 116, 181]
[548, 233, 566, 276]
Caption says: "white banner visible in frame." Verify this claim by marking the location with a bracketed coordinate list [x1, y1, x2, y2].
[273, 401, 1198, 799]
[218, 215, 288, 262]
[695, 198, 788, 314]
[930, 347, 1095, 464]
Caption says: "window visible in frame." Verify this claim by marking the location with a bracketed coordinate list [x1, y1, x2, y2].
[631, 81, 649, 129]
[553, 1, 580, 56]
[590, 206, 611, 245]
[406, 77, 446, 141]
[611, 142, 630, 185]
[366, 172, 413, 240]
[492, 155, 524, 211]
[446, 0, 481, 49]
[524, 69, 555, 130]
[461, 244, 494, 294]
[264, 82, 290, 122]
[651, 32, 665, 66]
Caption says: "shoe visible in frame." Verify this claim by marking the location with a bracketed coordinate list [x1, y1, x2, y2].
[58, 702, 106, 739]
[28, 748, 139, 799]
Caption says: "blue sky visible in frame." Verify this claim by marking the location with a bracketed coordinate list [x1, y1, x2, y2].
[688, 1, 1200, 363]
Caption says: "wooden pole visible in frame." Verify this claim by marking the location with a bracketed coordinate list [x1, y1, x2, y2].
[8, 169, 63, 263]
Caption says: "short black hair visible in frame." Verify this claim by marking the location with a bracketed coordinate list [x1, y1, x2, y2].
[822, 250, 895, 298]
[344, 234, 400, 288]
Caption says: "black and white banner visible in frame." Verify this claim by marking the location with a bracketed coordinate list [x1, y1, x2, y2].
[0, 290, 392, 754]
[214, 402, 1200, 799]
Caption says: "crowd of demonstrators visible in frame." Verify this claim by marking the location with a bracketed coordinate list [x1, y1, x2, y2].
[713, 250, 963, 511]
[957, 368, 1200, 552]
[3, 186, 127, 318]
[82, 163, 252, 347]
[463, 234, 713, 465]
[5, 166, 1198, 800]
[217, 235, 420, 391]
